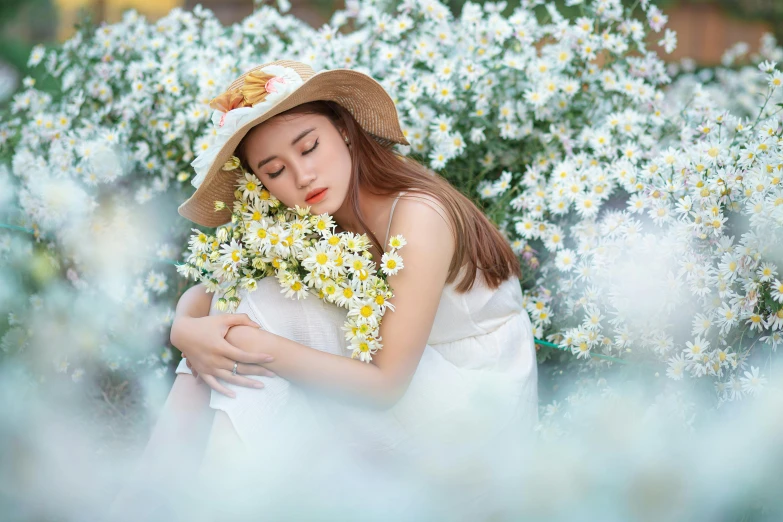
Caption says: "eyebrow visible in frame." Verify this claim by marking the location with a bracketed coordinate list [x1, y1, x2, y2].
[256, 127, 316, 170]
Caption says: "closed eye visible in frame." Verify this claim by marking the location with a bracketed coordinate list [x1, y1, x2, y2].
[267, 139, 320, 179]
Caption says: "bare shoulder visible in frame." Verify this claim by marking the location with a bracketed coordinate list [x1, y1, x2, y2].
[394, 191, 453, 238]
[386, 191, 455, 271]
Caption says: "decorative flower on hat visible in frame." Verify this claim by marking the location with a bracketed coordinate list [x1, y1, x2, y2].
[209, 91, 246, 127]
[190, 65, 305, 189]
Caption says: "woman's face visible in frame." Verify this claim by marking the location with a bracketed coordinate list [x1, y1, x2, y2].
[241, 112, 352, 215]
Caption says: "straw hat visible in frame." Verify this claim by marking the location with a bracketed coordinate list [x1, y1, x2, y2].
[179, 59, 409, 227]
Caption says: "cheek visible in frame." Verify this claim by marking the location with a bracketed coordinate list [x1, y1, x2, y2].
[328, 147, 352, 184]
[264, 177, 297, 205]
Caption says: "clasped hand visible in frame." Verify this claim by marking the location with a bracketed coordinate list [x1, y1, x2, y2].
[170, 313, 277, 398]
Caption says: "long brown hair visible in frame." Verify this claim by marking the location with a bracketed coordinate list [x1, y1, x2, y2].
[235, 100, 522, 292]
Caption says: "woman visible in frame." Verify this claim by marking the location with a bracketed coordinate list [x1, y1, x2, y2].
[129, 60, 538, 520]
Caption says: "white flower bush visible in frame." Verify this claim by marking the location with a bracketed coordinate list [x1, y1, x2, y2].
[0, 0, 781, 420]
[665, 34, 783, 121]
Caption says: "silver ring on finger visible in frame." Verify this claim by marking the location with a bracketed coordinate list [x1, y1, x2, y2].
[232, 361, 238, 376]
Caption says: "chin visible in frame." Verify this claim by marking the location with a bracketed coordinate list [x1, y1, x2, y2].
[314, 201, 341, 215]
[312, 193, 346, 215]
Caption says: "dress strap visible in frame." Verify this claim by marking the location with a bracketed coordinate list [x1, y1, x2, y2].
[384, 191, 408, 247]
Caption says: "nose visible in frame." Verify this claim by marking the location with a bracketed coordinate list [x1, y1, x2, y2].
[292, 161, 316, 189]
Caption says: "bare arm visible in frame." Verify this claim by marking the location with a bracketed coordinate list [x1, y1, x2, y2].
[170, 282, 276, 397]
[226, 195, 455, 409]
[171, 283, 211, 333]
[170, 282, 212, 376]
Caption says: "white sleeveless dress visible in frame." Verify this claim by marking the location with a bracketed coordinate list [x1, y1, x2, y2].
[175, 193, 538, 519]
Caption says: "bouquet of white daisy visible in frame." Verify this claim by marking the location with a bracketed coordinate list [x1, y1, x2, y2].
[177, 156, 406, 363]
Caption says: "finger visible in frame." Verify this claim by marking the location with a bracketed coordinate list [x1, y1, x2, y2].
[224, 313, 260, 329]
[215, 369, 266, 389]
[236, 363, 277, 378]
[201, 374, 236, 398]
[185, 359, 198, 377]
[221, 340, 275, 365]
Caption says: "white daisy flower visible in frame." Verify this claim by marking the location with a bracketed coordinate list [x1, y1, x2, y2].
[237, 171, 262, 201]
[666, 354, 686, 380]
[770, 279, 783, 303]
[740, 366, 766, 396]
[380, 251, 404, 276]
[388, 234, 407, 250]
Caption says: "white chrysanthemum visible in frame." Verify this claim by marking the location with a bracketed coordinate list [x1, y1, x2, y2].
[380, 251, 404, 276]
[310, 213, 335, 235]
[335, 280, 362, 309]
[350, 335, 382, 363]
[27, 44, 46, 67]
[740, 366, 767, 396]
[346, 253, 372, 275]
[237, 171, 262, 201]
[188, 229, 211, 253]
[388, 234, 407, 250]
[302, 243, 338, 277]
[348, 301, 380, 328]
[684, 337, 710, 360]
[554, 249, 576, 272]
[277, 270, 309, 300]
[770, 279, 783, 303]
[666, 354, 686, 380]
[218, 239, 244, 267]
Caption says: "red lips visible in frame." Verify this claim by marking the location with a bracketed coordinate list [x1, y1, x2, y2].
[305, 188, 328, 204]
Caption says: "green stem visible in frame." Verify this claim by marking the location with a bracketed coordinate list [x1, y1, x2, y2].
[749, 88, 773, 131]
[0, 223, 34, 234]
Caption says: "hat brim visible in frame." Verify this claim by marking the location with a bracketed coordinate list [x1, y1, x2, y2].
[178, 69, 409, 228]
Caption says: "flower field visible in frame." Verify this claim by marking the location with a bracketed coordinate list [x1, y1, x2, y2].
[1, 0, 783, 517]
